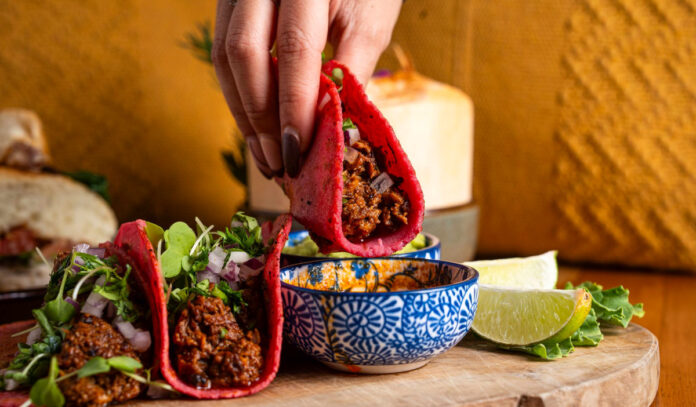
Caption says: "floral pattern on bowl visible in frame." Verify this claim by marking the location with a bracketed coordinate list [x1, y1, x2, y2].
[280, 258, 478, 374]
[281, 231, 441, 267]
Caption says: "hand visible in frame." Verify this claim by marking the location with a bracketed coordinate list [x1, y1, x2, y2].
[212, 0, 402, 178]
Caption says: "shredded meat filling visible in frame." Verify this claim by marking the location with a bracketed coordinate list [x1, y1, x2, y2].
[173, 295, 263, 389]
[342, 139, 410, 241]
[57, 314, 142, 407]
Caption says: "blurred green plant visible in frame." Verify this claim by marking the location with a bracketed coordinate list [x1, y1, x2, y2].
[183, 21, 248, 199]
[181, 21, 213, 64]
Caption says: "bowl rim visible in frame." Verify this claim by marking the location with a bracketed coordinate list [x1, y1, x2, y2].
[282, 231, 441, 259]
[280, 257, 478, 296]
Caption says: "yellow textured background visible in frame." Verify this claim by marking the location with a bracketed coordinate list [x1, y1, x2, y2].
[2, 0, 695, 270]
[383, 0, 696, 270]
[0, 0, 243, 227]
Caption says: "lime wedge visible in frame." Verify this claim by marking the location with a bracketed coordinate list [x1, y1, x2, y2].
[472, 286, 592, 346]
[465, 251, 557, 289]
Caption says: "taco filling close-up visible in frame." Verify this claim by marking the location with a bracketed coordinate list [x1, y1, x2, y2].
[0, 241, 168, 407]
[340, 118, 410, 242]
[145, 212, 291, 399]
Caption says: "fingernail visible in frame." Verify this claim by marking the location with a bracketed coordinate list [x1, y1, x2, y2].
[247, 136, 268, 167]
[282, 126, 301, 178]
[258, 133, 283, 174]
[258, 162, 274, 180]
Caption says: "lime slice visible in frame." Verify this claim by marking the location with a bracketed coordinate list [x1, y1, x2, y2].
[465, 251, 557, 289]
[472, 286, 592, 346]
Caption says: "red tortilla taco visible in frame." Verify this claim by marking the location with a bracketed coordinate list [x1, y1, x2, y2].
[117, 213, 291, 399]
[1, 225, 169, 407]
[275, 61, 424, 257]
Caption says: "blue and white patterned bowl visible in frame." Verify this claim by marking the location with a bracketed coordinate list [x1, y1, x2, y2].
[281, 230, 441, 266]
[280, 258, 478, 374]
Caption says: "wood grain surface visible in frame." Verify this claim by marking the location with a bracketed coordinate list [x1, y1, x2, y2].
[4, 266, 692, 406]
[127, 324, 657, 407]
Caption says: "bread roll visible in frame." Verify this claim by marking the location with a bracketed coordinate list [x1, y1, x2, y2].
[0, 109, 49, 170]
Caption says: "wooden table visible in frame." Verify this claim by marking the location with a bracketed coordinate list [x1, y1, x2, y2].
[558, 265, 696, 406]
[0, 265, 691, 405]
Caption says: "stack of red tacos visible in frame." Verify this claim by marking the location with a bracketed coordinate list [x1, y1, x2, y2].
[275, 61, 425, 257]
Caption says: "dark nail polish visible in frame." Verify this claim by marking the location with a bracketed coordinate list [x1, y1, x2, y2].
[258, 163, 274, 180]
[282, 127, 301, 178]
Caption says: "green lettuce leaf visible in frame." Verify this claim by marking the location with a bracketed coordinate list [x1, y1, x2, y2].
[160, 222, 197, 278]
[501, 337, 575, 360]
[570, 308, 603, 346]
[565, 282, 645, 327]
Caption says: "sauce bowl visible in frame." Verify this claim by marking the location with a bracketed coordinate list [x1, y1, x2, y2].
[280, 258, 478, 374]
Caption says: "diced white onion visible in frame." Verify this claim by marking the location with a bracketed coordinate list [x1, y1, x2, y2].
[344, 128, 360, 146]
[317, 93, 330, 111]
[114, 316, 137, 339]
[26, 327, 42, 345]
[228, 251, 252, 264]
[114, 316, 151, 352]
[221, 261, 239, 283]
[197, 270, 220, 285]
[82, 276, 108, 317]
[129, 330, 151, 352]
[370, 172, 394, 194]
[344, 146, 359, 164]
[207, 247, 227, 274]
[81, 292, 108, 318]
[73, 243, 90, 253]
[86, 248, 106, 258]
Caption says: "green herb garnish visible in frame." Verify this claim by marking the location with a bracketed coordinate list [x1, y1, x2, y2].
[25, 355, 148, 407]
[342, 118, 356, 130]
[160, 222, 197, 278]
[217, 212, 266, 258]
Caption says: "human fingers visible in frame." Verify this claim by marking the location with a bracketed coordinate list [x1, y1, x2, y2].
[276, 0, 329, 177]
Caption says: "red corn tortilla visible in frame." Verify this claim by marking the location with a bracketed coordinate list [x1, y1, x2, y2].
[0, 233, 162, 407]
[115, 215, 292, 399]
[275, 61, 425, 257]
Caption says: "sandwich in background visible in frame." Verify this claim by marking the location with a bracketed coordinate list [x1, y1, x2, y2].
[0, 109, 117, 291]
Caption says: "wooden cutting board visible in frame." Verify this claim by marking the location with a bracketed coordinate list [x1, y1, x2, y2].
[1, 323, 659, 407]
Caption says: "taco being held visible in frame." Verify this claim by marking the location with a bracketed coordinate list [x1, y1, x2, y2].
[275, 61, 425, 257]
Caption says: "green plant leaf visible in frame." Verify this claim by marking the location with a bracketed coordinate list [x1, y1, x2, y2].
[144, 222, 164, 249]
[502, 337, 575, 360]
[181, 21, 213, 64]
[570, 309, 603, 346]
[107, 356, 142, 373]
[77, 357, 110, 378]
[565, 282, 645, 327]
[161, 222, 197, 278]
[29, 357, 63, 407]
